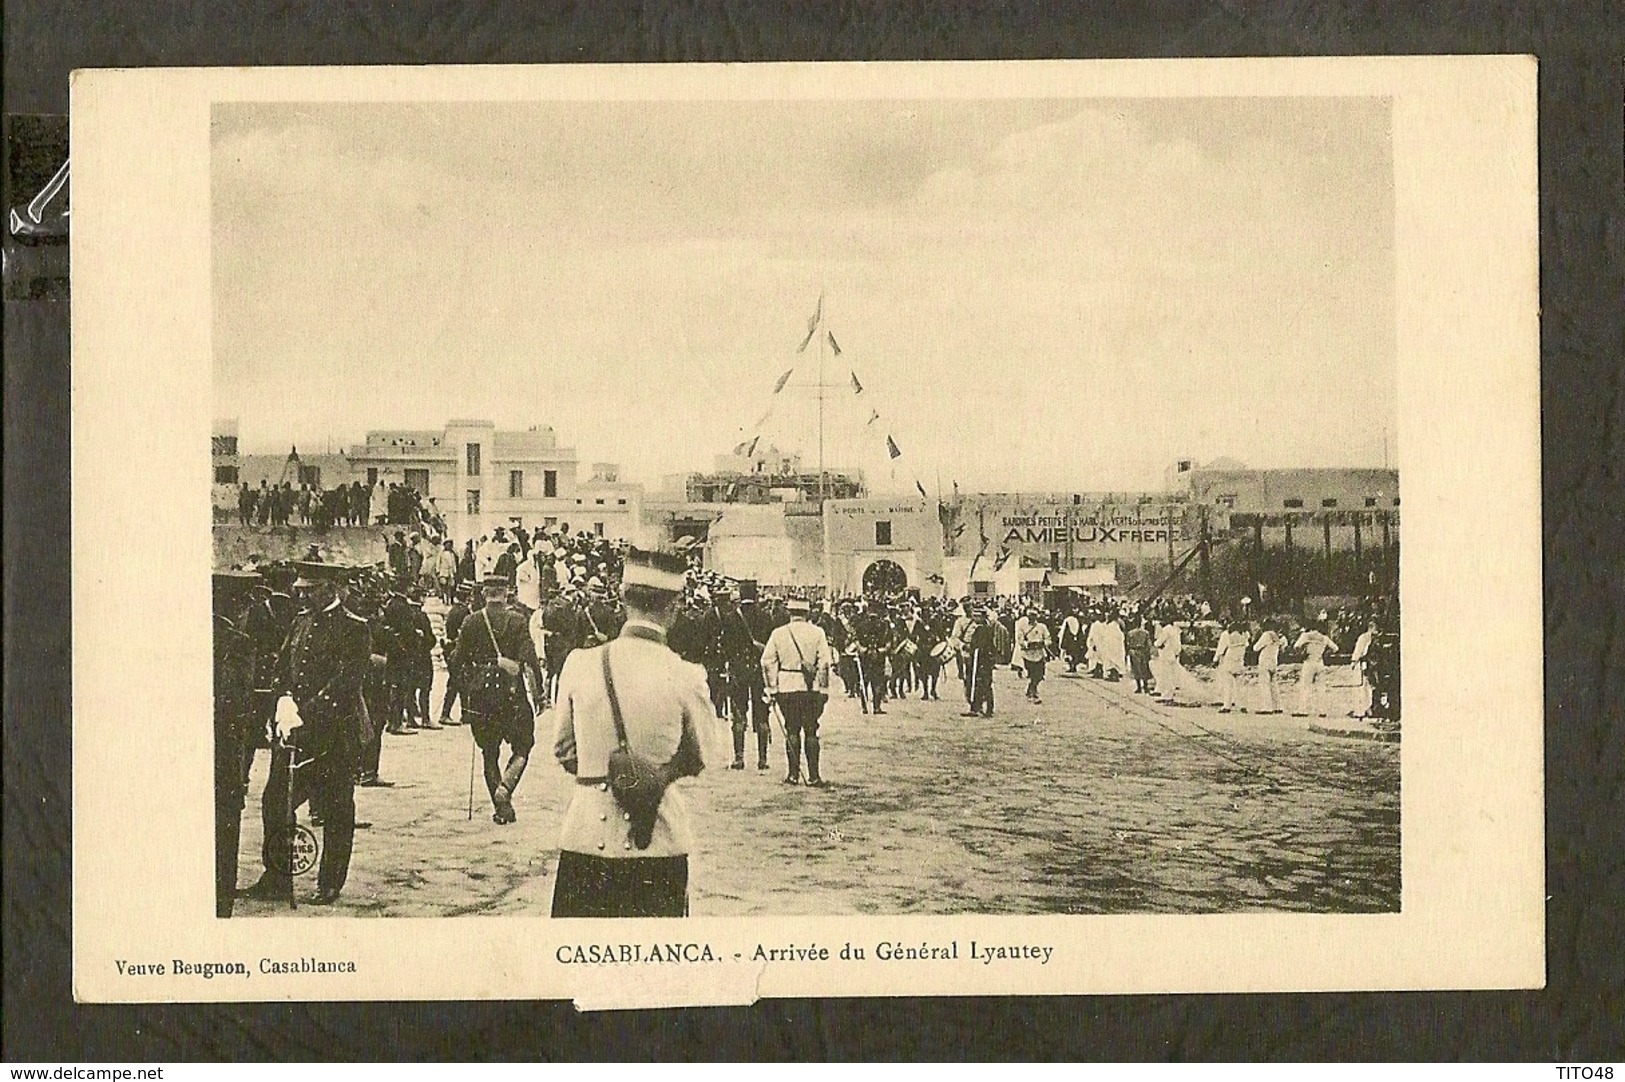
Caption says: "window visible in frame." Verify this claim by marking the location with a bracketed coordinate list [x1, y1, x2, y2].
[1364, 496, 1378, 508]
[466, 489, 481, 515]
[617, 498, 627, 506]
[594, 498, 605, 506]
[298, 465, 321, 487]
[1322, 498, 1338, 508]
[1050, 550, 1060, 570]
[543, 469, 558, 497]
[544, 517, 558, 528]
[1216, 494, 1237, 509]
[1283, 498, 1304, 509]
[211, 435, 238, 456]
[1072, 494, 1082, 505]
[465, 442, 481, 475]
[875, 521, 893, 546]
[213, 465, 239, 484]
[509, 470, 524, 498]
[366, 468, 378, 487]
[404, 468, 429, 492]
[593, 522, 604, 537]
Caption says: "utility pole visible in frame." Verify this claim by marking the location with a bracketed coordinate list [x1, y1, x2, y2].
[1197, 504, 1212, 600]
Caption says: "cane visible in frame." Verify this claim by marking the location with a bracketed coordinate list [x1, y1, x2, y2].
[768, 697, 789, 746]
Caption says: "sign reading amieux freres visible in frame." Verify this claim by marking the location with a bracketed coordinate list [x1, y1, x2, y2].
[997, 507, 1185, 548]
[955, 497, 1193, 563]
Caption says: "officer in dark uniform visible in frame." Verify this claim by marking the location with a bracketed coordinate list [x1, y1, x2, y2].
[962, 608, 999, 718]
[236, 563, 307, 906]
[716, 588, 769, 770]
[438, 580, 476, 723]
[582, 583, 621, 647]
[396, 581, 437, 729]
[666, 592, 705, 666]
[742, 596, 777, 769]
[379, 579, 420, 733]
[213, 571, 261, 917]
[236, 564, 296, 783]
[347, 577, 396, 789]
[853, 602, 892, 715]
[452, 574, 545, 824]
[262, 561, 371, 905]
[541, 588, 584, 705]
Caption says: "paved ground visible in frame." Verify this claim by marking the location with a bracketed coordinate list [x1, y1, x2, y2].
[233, 654, 1400, 917]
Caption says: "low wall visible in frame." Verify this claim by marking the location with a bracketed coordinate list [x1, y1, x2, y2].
[214, 524, 390, 569]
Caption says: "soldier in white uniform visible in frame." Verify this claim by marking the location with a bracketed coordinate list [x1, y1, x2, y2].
[1293, 621, 1339, 718]
[761, 597, 834, 786]
[1153, 618, 1189, 705]
[550, 549, 722, 917]
[1252, 623, 1285, 714]
[1212, 620, 1248, 712]
[1349, 619, 1378, 718]
[1096, 611, 1128, 681]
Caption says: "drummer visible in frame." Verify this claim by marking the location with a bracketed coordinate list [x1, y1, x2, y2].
[915, 610, 947, 701]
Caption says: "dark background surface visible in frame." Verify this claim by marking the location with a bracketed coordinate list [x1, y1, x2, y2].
[4, 0, 1621, 1061]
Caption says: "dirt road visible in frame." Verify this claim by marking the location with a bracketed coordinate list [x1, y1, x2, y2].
[234, 656, 1398, 917]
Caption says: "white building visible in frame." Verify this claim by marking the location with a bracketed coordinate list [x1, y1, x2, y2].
[343, 420, 643, 542]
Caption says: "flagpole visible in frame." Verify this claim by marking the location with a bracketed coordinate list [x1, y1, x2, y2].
[812, 292, 831, 595]
[817, 291, 826, 504]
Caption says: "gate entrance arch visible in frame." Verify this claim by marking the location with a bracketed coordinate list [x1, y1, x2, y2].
[862, 558, 908, 596]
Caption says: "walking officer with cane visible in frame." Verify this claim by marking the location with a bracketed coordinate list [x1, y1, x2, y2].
[451, 574, 545, 824]
[761, 597, 834, 786]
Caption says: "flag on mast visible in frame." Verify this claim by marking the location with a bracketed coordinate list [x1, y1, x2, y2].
[771, 368, 794, 394]
[850, 372, 864, 394]
[745, 435, 760, 457]
[795, 295, 823, 352]
[993, 547, 1013, 572]
[886, 435, 902, 459]
[915, 480, 928, 499]
[967, 526, 991, 580]
[828, 331, 842, 356]
[866, 409, 880, 426]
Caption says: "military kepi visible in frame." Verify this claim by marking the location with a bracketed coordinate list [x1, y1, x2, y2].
[292, 561, 352, 588]
[622, 547, 687, 594]
[213, 569, 263, 599]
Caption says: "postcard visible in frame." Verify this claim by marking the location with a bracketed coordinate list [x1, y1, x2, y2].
[70, 56, 1540, 1005]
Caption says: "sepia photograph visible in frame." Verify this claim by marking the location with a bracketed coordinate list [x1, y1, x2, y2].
[69, 58, 1540, 1003]
[209, 93, 1401, 919]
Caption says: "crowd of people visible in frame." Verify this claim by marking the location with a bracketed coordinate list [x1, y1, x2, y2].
[212, 522, 1398, 917]
[234, 478, 444, 534]
[669, 591, 1394, 724]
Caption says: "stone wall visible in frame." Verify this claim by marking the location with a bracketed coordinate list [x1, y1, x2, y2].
[213, 524, 390, 569]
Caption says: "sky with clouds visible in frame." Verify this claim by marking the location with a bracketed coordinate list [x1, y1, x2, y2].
[212, 95, 1394, 493]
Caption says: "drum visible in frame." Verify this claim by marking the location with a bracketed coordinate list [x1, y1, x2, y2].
[929, 641, 951, 660]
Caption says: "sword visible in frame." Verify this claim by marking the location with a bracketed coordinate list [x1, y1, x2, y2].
[277, 731, 298, 910]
